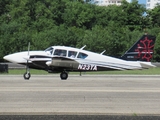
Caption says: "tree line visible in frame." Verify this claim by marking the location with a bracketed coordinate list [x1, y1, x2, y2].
[0, 0, 160, 62]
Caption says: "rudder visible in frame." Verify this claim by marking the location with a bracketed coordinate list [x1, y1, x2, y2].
[121, 34, 156, 62]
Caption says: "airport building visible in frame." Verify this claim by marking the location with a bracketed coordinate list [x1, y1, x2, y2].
[84, 0, 132, 6]
[84, 0, 160, 9]
[146, 0, 160, 9]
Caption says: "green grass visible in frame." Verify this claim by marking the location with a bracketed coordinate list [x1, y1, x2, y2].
[4, 69, 49, 75]
[2, 67, 160, 75]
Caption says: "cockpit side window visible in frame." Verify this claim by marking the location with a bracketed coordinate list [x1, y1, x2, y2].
[68, 51, 77, 58]
[45, 47, 54, 55]
[77, 52, 88, 59]
[54, 49, 67, 57]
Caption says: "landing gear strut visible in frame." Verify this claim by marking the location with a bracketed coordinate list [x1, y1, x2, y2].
[60, 71, 68, 80]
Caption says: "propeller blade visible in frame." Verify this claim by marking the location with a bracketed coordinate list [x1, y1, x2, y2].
[28, 42, 30, 56]
[23, 56, 30, 60]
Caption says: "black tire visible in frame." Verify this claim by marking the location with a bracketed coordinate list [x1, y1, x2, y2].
[23, 72, 31, 80]
[60, 72, 68, 80]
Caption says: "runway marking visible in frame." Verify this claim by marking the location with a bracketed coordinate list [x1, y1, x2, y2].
[0, 87, 160, 92]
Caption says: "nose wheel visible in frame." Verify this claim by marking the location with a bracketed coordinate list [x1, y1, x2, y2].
[60, 71, 68, 80]
[24, 72, 31, 80]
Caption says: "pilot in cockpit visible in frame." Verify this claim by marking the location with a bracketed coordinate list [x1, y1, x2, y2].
[70, 52, 75, 58]
[68, 51, 76, 58]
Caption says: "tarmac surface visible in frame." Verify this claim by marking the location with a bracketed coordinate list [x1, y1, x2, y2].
[0, 75, 160, 119]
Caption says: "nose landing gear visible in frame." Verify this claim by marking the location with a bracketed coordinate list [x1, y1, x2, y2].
[24, 63, 31, 80]
[24, 42, 31, 80]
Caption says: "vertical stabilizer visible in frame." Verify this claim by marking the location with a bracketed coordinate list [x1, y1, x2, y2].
[121, 35, 156, 62]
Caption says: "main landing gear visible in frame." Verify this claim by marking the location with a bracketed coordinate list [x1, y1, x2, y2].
[60, 71, 68, 80]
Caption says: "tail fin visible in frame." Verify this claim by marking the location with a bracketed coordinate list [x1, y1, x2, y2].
[121, 34, 156, 62]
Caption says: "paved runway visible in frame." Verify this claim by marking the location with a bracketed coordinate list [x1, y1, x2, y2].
[0, 75, 160, 116]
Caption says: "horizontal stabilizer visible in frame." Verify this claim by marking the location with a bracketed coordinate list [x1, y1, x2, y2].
[139, 62, 156, 69]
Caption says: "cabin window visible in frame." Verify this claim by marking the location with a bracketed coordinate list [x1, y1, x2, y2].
[45, 47, 54, 55]
[54, 49, 67, 57]
[77, 52, 88, 59]
[68, 51, 77, 58]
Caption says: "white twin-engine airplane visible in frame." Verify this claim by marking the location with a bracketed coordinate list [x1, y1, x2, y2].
[3, 34, 156, 80]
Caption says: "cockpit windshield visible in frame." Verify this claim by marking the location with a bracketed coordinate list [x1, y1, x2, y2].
[45, 47, 54, 55]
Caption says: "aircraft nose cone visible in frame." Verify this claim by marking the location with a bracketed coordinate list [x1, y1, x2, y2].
[3, 54, 20, 63]
[3, 52, 31, 64]
[3, 55, 11, 61]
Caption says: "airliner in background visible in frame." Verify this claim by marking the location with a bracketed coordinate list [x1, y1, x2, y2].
[3, 34, 156, 80]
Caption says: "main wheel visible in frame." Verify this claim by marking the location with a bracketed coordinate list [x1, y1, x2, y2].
[60, 72, 68, 80]
[23, 72, 31, 80]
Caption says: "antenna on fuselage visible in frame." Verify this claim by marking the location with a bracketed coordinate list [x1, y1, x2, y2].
[100, 50, 106, 55]
[80, 45, 86, 50]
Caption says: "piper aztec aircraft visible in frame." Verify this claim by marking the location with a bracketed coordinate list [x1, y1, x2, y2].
[3, 34, 156, 80]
